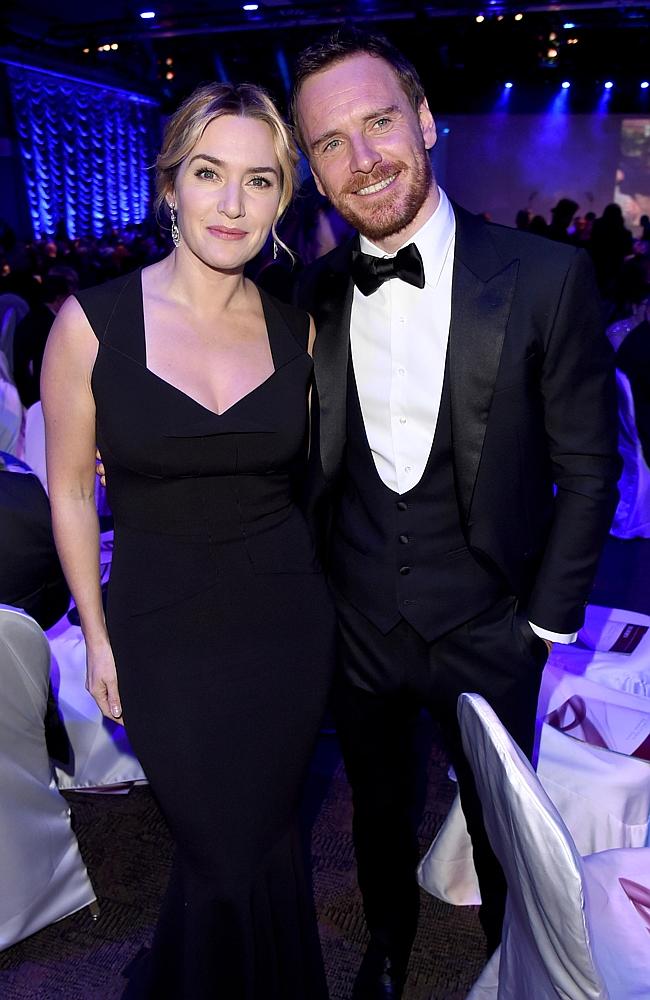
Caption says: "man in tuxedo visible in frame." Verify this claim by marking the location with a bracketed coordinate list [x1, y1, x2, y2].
[292, 28, 620, 998]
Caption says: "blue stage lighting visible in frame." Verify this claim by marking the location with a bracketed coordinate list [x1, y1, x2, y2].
[5, 61, 158, 239]
[139, 10, 156, 18]
[563, 22, 575, 30]
[561, 81, 571, 90]
[505, 82, 513, 89]
[642, 81, 650, 90]
[242, 3, 259, 9]
[604, 81, 614, 90]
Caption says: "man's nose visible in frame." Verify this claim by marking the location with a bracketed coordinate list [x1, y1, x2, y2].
[349, 135, 381, 174]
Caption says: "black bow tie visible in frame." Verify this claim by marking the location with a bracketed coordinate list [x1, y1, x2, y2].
[351, 243, 425, 296]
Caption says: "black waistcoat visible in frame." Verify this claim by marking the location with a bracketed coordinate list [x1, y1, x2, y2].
[329, 356, 505, 641]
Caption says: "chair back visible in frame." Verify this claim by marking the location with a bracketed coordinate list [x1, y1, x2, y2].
[0, 605, 95, 948]
[457, 693, 608, 1000]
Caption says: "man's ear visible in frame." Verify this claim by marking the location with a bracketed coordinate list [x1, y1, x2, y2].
[419, 97, 437, 151]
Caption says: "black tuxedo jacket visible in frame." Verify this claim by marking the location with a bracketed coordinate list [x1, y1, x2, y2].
[296, 204, 621, 635]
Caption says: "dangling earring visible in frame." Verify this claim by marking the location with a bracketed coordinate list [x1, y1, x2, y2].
[273, 240, 279, 260]
[170, 205, 181, 248]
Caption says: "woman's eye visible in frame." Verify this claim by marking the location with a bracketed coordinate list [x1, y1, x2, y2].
[195, 167, 217, 180]
[248, 176, 272, 188]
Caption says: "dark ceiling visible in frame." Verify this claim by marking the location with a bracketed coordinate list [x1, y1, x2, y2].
[2, 1, 650, 113]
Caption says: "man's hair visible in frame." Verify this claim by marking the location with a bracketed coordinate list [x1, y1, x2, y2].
[290, 27, 426, 153]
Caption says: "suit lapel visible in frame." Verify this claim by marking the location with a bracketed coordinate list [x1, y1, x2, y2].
[311, 236, 357, 481]
[449, 206, 519, 522]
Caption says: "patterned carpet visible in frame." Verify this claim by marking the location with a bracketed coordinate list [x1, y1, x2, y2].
[0, 729, 486, 1000]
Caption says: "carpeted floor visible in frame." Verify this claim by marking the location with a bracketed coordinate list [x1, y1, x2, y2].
[0, 726, 486, 1000]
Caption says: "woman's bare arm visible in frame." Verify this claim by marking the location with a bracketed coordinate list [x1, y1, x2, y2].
[41, 296, 123, 724]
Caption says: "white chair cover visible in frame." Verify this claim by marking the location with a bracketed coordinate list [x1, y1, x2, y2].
[459, 693, 650, 1000]
[418, 665, 650, 904]
[49, 532, 146, 791]
[23, 400, 48, 491]
[0, 351, 23, 457]
[0, 605, 95, 950]
[611, 370, 650, 539]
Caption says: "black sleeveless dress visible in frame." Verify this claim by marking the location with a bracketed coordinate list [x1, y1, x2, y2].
[76, 270, 335, 1000]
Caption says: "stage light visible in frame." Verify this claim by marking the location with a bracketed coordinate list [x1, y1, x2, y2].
[563, 22, 575, 30]
[505, 82, 513, 89]
[139, 10, 156, 18]
[111, 43, 119, 50]
[242, 3, 259, 9]
[166, 71, 174, 80]
[476, 15, 485, 23]
[604, 81, 613, 90]
[561, 81, 571, 90]
[82, 48, 90, 54]
[514, 13, 523, 21]
[641, 81, 649, 90]
[547, 48, 558, 59]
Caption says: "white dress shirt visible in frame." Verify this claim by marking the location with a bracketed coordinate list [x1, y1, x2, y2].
[349, 186, 574, 645]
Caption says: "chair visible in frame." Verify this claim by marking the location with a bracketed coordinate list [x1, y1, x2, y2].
[418, 656, 650, 905]
[0, 605, 96, 950]
[0, 351, 23, 457]
[459, 693, 650, 1000]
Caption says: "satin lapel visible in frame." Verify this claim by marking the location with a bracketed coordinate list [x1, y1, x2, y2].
[449, 206, 519, 522]
[311, 237, 357, 481]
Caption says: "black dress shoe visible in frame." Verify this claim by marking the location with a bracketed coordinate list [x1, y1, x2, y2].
[352, 944, 407, 1000]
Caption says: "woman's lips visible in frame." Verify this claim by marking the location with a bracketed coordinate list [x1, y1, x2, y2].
[207, 226, 248, 240]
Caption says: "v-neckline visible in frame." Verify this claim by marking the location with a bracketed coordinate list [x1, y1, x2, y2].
[138, 268, 279, 419]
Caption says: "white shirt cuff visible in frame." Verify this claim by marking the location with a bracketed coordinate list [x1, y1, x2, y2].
[529, 622, 577, 644]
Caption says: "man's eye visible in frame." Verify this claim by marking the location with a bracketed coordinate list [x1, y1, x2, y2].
[323, 138, 342, 153]
[374, 117, 391, 129]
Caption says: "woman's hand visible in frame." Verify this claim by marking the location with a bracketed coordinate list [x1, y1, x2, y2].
[86, 641, 124, 725]
[95, 449, 106, 487]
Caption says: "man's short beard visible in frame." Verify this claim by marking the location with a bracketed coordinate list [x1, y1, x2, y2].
[329, 151, 433, 242]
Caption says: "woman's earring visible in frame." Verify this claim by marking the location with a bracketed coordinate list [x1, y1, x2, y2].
[170, 205, 181, 248]
[273, 240, 279, 260]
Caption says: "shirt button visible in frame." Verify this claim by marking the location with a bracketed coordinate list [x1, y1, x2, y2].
[399, 566, 411, 576]
[396, 501, 408, 511]
[399, 534, 409, 545]
[397, 367, 406, 376]
[404, 465, 411, 473]
[399, 416, 407, 424]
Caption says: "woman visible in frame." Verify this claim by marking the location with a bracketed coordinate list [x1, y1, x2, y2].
[41, 83, 335, 1000]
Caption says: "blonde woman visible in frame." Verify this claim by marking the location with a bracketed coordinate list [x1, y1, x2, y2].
[41, 83, 335, 1000]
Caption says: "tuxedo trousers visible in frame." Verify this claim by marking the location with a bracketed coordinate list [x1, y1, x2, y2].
[331, 590, 548, 960]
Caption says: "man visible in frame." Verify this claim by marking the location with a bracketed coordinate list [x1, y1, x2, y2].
[13, 268, 78, 409]
[291, 28, 620, 999]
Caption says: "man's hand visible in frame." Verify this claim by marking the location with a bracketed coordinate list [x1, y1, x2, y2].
[95, 449, 106, 487]
[543, 639, 553, 655]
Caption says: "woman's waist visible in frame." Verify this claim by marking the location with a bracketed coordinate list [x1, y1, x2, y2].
[107, 470, 296, 538]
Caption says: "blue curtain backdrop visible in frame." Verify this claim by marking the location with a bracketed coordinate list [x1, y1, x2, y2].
[6, 62, 159, 239]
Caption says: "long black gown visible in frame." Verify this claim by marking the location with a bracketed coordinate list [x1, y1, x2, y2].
[76, 270, 336, 1000]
